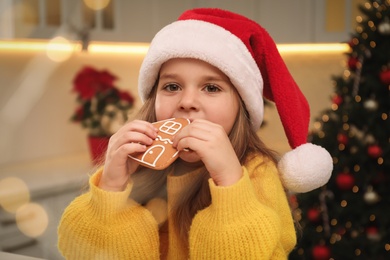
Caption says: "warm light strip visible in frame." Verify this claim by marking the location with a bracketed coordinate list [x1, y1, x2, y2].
[0, 40, 80, 52]
[0, 40, 150, 54]
[88, 42, 150, 54]
[0, 40, 349, 54]
[277, 43, 349, 53]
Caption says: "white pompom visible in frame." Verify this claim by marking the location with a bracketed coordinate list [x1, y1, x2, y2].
[278, 143, 333, 193]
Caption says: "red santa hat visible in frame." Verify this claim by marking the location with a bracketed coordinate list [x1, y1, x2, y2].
[138, 8, 333, 193]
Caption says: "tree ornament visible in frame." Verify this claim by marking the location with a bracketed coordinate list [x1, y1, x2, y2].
[350, 229, 359, 238]
[336, 227, 346, 235]
[364, 134, 375, 144]
[378, 17, 390, 35]
[348, 39, 355, 48]
[307, 208, 321, 223]
[337, 133, 349, 145]
[348, 57, 359, 70]
[332, 95, 343, 105]
[379, 69, 390, 84]
[363, 99, 378, 111]
[367, 144, 382, 158]
[336, 172, 355, 190]
[328, 112, 339, 121]
[366, 226, 381, 241]
[350, 125, 364, 140]
[350, 146, 359, 154]
[364, 48, 372, 59]
[312, 244, 331, 260]
[364, 186, 381, 204]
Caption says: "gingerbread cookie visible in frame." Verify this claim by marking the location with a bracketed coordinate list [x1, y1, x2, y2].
[128, 118, 190, 170]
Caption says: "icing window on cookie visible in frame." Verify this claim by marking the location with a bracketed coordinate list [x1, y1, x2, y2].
[160, 121, 183, 135]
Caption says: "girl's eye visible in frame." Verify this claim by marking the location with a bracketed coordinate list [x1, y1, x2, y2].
[204, 84, 221, 93]
[163, 83, 180, 92]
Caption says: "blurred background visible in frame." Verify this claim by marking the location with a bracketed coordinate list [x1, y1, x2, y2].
[0, 0, 368, 259]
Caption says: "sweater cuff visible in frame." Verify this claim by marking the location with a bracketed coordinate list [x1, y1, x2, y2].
[89, 168, 134, 215]
[208, 167, 260, 220]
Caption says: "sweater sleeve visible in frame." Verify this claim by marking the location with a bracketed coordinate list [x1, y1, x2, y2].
[188, 161, 296, 259]
[57, 168, 160, 260]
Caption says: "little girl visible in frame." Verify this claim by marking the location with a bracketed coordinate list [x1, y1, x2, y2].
[58, 8, 332, 259]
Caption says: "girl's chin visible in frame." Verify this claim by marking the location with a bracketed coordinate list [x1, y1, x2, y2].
[178, 150, 201, 163]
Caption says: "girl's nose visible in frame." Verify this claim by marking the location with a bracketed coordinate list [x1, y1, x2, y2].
[178, 89, 199, 111]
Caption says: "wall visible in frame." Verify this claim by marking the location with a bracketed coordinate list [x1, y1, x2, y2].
[0, 49, 144, 166]
[260, 51, 345, 153]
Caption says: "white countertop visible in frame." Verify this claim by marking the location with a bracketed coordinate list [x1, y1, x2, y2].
[0, 153, 92, 199]
[0, 251, 44, 260]
[0, 153, 94, 260]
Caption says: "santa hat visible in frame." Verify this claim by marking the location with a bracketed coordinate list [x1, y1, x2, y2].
[138, 8, 332, 193]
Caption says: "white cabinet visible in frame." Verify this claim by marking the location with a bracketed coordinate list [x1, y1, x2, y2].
[107, 0, 325, 43]
[1, 0, 359, 43]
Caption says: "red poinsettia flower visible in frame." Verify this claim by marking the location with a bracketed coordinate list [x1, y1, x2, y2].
[348, 57, 359, 70]
[72, 66, 117, 100]
[70, 66, 135, 137]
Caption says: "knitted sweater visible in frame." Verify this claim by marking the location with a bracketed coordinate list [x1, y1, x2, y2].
[58, 156, 296, 259]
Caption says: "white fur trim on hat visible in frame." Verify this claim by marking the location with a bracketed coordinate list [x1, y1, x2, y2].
[138, 20, 264, 129]
[278, 143, 333, 193]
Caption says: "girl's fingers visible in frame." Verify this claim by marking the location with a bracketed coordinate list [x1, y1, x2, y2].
[117, 142, 148, 155]
[172, 119, 242, 186]
[108, 121, 158, 152]
[116, 120, 158, 140]
[100, 119, 160, 191]
[173, 119, 213, 147]
[173, 120, 226, 157]
[117, 131, 155, 147]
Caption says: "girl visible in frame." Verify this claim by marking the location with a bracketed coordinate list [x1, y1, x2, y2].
[58, 8, 332, 259]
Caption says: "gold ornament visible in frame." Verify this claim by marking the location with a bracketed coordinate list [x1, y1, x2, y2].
[378, 17, 390, 35]
[363, 99, 378, 111]
[364, 186, 381, 204]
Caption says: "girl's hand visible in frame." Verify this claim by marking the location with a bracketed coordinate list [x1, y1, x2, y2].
[99, 120, 158, 191]
[173, 119, 242, 186]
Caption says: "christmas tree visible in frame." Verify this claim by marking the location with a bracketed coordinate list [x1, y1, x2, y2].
[289, 0, 390, 259]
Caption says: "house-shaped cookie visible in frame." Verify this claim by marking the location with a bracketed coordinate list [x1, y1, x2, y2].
[128, 118, 190, 170]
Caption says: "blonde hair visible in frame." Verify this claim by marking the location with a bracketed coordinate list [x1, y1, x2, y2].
[130, 83, 281, 251]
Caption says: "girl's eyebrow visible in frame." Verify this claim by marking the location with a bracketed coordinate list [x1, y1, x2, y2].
[159, 72, 230, 85]
[159, 73, 179, 80]
[202, 75, 227, 83]
[160, 73, 226, 82]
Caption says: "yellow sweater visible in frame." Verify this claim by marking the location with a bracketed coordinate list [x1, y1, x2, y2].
[58, 156, 296, 259]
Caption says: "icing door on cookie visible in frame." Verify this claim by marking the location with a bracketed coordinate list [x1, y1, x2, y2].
[141, 145, 166, 168]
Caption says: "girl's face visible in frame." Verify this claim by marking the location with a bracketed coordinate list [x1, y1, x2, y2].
[155, 58, 240, 134]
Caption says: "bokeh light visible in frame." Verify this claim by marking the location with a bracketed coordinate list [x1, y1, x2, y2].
[0, 177, 30, 213]
[46, 36, 74, 62]
[16, 202, 49, 237]
[83, 0, 110, 10]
